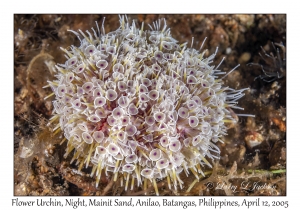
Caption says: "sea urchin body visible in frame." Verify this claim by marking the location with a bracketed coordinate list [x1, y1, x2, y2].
[46, 16, 249, 195]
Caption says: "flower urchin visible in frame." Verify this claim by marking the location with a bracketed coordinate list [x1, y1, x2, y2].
[45, 16, 251, 195]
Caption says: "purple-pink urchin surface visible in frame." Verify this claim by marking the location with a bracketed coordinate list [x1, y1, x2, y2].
[45, 16, 251, 195]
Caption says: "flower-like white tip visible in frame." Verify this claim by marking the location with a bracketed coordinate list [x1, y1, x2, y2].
[139, 93, 149, 102]
[188, 116, 199, 128]
[118, 81, 127, 92]
[187, 100, 198, 110]
[66, 86, 74, 95]
[162, 41, 172, 50]
[145, 116, 155, 126]
[187, 69, 196, 75]
[160, 136, 169, 147]
[106, 46, 116, 54]
[202, 80, 210, 88]
[154, 51, 163, 61]
[63, 96, 71, 104]
[82, 132, 93, 144]
[72, 99, 81, 109]
[107, 116, 117, 126]
[149, 149, 161, 161]
[148, 90, 159, 100]
[66, 57, 77, 67]
[139, 84, 148, 93]
[192, 96, 202, 105]
[117, 130, 126, 141]
[127, 80, 134, 87]
[142, 78, 152, 87]
[96, 60, 108, 69]
[122, 164, 135, 172]
[82, 82, 93, 93]
[141, 168, 153, 178]
[93, 88, 102, 97]
[128, 87, 136, 95]
[128, 140, 137, 151]
[73, 133, 82, 142]
[154, 112, 166, 122]
[114, 152, 124, 160]
[89, 114, 100, 122]
[95, 108, 107, 118]
[98, 44, 106, 51]
[74, 64, 85, 73]
[96, 146, 107, 155]
[178, 107, 189, 118]
[201, 122, 211, 135]
[76, 86, 84, 95]
[118, 96, 129, 108]
[180, 86, 189, 95]
[149, 35, 158, 43]
[156, 158, 169, 169]
[163, 53, 173, 60]
[172, 155, 184, 167]
[192, 135, 202, 146]
[78, 123, 88, 131]
[121, 116, 130, 126]
[106, 89, 118, 101]
[94, 96, 106, 107]
[125, 154, 138, 163]
[107, 143, 120, 156]
[93, 131, 104, 143]
[187, 58, 195, 66]
[113, 63, 124, 73]
[85, 45, 96, 55]
[57, 85, 66, 97]
[152, 63, 161, 71]
[125, 124, 137, 136]
[169, 140, 181, 152]
[183, 137, 191, 147]
[128, 103, 138, 115]
[126, 33, 136, 41]
[66, 72, 74, 83]
[112, 107, 124, 119]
